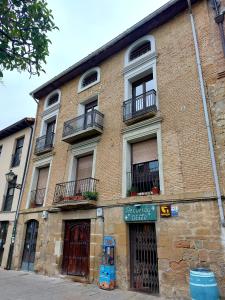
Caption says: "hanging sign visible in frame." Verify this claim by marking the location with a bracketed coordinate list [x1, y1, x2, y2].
[124, 204, 157, 222]
[160, 205, 171, 217]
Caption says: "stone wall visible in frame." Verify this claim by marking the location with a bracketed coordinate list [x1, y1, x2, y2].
[14, 199, 225, 299]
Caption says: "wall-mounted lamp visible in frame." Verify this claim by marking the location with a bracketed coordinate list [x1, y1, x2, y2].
[5, 170, 22, 189]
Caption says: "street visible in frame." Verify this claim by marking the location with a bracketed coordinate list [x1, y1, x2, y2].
[0, 269, 165, 300]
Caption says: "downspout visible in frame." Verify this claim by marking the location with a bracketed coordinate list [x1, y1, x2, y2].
[187, 0, 225, 227]
[6, 118, 36, 269]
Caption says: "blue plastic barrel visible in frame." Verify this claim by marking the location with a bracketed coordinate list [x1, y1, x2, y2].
[190, 268, 220, 300]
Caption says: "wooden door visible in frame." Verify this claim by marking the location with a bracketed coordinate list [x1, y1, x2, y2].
[21, 220, 39, 271]
[0, 221, 9, 265]
[129, 223, 159, 294]
[62, 220, 90, 276]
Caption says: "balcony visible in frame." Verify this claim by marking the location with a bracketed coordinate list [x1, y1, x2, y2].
[53, 177, 99, 209]
[34, 132, 54, 155]
[62, 110, 104, 144]
[127, 170, 160, 196]
[30, 188, 46, 208]
[123, 89, 157, 125]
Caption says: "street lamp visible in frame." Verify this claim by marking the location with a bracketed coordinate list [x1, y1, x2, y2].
[5, 170, 22, 189]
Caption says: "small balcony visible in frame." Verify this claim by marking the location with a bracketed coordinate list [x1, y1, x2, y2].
[53, 177, 99, 209]
[127, 170, 160, 197]
[30, 188, 46, 208]
[123, 89, 157, 125]
[62, 110, 104, 144]
[34, 133, 54, 155]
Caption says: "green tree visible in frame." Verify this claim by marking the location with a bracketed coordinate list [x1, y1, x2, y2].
[0, 0, 58, 78]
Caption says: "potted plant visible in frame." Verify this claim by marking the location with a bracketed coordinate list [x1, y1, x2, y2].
[83, 191, 98, 201]
[129, 186, 138, 197]
[151, 178, 160, 195]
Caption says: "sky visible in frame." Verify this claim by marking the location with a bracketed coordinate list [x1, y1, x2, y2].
[0, 0, 169, 129]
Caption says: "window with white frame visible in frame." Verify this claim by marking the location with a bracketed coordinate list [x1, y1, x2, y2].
[27, 157, 52, 209]
[30, 166, 49, 208]
[124, 35, 156, 67]
[122, 122, 163, 198]
[123, 35, 157, 123]
[78, 67, 100, 93]
[44, 89, 61, 110]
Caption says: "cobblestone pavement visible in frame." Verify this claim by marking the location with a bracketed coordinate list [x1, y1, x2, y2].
[0, 269, 166, 300]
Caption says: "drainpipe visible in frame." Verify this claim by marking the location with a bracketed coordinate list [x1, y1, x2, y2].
[6, 119, 36, 269]
[211, 0, 225, 57]
[187, 0, 225, 227]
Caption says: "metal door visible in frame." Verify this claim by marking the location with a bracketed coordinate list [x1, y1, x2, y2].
[21, 220, 39, 271]
[62, 220, 90, 276]
[129, 223, 159, 294]
[0, 221, 9, 266]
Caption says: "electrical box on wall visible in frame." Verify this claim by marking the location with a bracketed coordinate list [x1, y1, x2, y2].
[97, 207, 103, 217]
[41, 210, 48, 219]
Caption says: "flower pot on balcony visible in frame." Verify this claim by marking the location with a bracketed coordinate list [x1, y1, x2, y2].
[131, 191, 138, 196]
[151, 186, 159, 195]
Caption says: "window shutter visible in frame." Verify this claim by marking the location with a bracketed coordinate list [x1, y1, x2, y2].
[132, 139, 157, 164]
[76, 154, 93, 180]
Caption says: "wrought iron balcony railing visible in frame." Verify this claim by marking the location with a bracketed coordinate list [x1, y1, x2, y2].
[62, 110, 104, 140]
[127, 170, 160, 196]
[30, 188, 46, 207]
[53, 177, 98, 204]
[34, 132, 54, 155]
[123, 89, 157, 123]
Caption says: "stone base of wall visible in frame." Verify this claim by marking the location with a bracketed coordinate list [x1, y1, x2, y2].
[13, 199, 225, 299]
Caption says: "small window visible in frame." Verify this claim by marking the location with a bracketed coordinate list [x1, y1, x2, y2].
[0, 145, 2, 157]
[11, 137, 24, 167]
[47, 93, 59, 107]
[78, 67, 100, 92]
[82, 71, 98, 88]
[129, 41, 151, 61]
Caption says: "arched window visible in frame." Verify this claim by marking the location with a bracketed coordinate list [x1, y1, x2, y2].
[47, 93, 59, 106]
[82, 71, 98, 88]
[129, 41, 151, 61]
[78, 67, 100, 93]
[44, 89, 61, 110]
[124, 35, 155, 66]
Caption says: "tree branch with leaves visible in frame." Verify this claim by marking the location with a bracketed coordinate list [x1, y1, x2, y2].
[0, 0, 58, 78]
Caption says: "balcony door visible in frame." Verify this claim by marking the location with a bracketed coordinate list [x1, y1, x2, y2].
[35, 167, 49, 206]
[75, 154, 93, 194]
[45, 119, 55, 148]
[84, 100, 98, 129]
[132, 74, 154, 115]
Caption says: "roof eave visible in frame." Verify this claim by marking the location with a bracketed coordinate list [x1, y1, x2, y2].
[31, 0, 199, 99]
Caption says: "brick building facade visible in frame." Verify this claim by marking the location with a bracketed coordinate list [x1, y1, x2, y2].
[12, 0, 225, 298]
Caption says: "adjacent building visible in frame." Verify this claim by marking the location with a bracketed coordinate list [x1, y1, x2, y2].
[12, 0, 225, 298]
[0, 118, 34, 269]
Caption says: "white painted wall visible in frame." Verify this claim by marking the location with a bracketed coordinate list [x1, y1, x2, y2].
[0, 126, 32, 221]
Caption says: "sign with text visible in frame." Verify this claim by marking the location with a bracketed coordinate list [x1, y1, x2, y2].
[171, 205, 179, 217]
[124, 204, 157, 222]
[160, 205, 171, 217]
